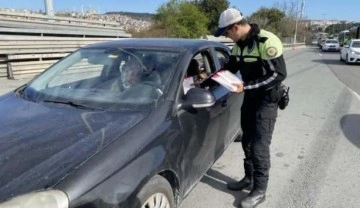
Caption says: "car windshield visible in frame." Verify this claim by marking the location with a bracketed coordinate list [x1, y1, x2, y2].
[326, 40, 338, 44]
[352, 41, 360, 48]
[22, 47, 181, 111]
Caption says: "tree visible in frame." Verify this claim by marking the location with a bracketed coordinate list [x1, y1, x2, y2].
[248, 7, 285, 34]
[151, 0, 209, 38]
[273, 0, 310, 43]
[192, 0, 230, 34]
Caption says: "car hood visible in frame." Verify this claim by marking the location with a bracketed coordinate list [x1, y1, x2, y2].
[0, 93, 148, 201]
[350, 47, 360, 53]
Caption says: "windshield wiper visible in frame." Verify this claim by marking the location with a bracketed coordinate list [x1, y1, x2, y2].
[15, 84, 27, 95]
[42, 99, 104, 111]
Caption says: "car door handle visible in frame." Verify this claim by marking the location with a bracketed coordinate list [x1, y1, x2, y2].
[221, 99, 228, 107]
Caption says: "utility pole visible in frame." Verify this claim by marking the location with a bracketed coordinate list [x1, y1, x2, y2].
[294, 0, 305, 44]
[294, 1, 299, 44]
[44, 0, 54, 16]
[300, 0, 305, 20]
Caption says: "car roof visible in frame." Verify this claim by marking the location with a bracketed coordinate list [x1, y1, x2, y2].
[84, 38, 228, 52]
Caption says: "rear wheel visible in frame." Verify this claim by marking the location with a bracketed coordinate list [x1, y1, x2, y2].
[135, 175, 175, 208]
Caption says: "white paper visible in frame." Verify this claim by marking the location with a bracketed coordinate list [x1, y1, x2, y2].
[183, 77, 194, 94]
[211, 70, 243, 92]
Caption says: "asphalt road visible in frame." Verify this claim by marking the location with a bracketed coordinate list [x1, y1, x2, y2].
[0, 47, 359, 208]
[180, 48, 360, 208]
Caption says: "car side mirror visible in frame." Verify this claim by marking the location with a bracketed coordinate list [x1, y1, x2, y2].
[178, 88, 215, 110]
[344, 45, 350, 48]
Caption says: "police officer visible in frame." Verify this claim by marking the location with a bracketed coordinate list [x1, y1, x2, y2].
[214, 8, 287, 208]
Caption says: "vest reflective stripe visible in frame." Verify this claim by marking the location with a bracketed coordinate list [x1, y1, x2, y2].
[243, 57, 258, 62]
[230, 29, 283, 90]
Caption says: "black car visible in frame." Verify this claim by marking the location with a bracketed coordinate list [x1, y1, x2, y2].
[0, 38, 243, 208]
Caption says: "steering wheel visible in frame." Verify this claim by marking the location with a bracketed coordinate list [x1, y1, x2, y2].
[141, 81, 164, 97]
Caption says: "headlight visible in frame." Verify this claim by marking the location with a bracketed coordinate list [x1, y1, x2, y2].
[350, 50, 360, 55]
[0, 190, 68, 208]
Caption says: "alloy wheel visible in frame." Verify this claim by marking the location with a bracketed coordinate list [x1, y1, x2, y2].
[141, 193, 171, 208]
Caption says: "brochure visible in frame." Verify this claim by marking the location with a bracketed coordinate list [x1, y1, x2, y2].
[210, 70, 243, 92]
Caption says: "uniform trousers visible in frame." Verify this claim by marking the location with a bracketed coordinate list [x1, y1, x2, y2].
[240, 86, 281, 190]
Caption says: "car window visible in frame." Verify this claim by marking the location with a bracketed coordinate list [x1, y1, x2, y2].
[23, 48, 181, 111]
[47, 59, 104, 88]
[215, 49, 230, 70]
[182, 51, 213, 93]
[326, 40, 339, 44]
[352, 41, 360, 48]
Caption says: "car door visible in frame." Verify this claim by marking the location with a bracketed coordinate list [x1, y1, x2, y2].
[176, 49, 230, 195]
[209, 47, 244, 152]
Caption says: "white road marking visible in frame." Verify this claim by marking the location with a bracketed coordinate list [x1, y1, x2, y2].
[347, 86, 360, 101]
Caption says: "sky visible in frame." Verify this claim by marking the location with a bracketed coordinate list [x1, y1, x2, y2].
[0, 0, 359, 22]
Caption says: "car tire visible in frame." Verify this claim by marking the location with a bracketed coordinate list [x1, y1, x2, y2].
[134, 175, 175, 208]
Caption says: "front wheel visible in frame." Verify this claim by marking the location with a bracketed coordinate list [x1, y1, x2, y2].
[135, 175, 175, 208]
[345, 54, 350, 65]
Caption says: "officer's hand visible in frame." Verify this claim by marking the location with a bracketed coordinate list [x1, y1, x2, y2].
[232, 83, 244, 93]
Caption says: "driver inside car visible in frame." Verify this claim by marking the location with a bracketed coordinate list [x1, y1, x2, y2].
[120, 58, 163, 101]
[121, 60, 143, 90]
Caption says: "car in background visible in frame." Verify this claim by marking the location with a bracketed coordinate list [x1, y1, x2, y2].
[340, 39, 360, 64]
[322, 39, 340, 52]
[0, 38, 243, 208]
[318, 39, 326, 49]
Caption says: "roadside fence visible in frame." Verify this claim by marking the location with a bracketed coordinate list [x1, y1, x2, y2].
[0, 35, 117, 79]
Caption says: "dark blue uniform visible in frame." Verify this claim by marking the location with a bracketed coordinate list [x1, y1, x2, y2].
[227, 24, 287, 191]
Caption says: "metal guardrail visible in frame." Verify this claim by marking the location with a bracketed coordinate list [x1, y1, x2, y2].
[8, 60, 57, 79]
[222, 42, 306, 50]
[0, 11, 131, 38]
[283, 43, 306, 48]
[0, 27, 130, 38]
[0, 64, 7, 78]
[0, 35, 118, 79]
[202, 35, 306, 49]
[0, 36, 116, 53]
[0, 11, 120, 28]
[0, 12, 130, 80]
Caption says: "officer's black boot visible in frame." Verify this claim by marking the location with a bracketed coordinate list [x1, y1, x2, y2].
[227, 159, 253, 190]
[240, 176, 267, 208]
[240, 188, 266, 208]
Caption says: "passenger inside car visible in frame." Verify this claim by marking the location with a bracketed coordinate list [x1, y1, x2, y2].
[183, 59, 208, 93]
